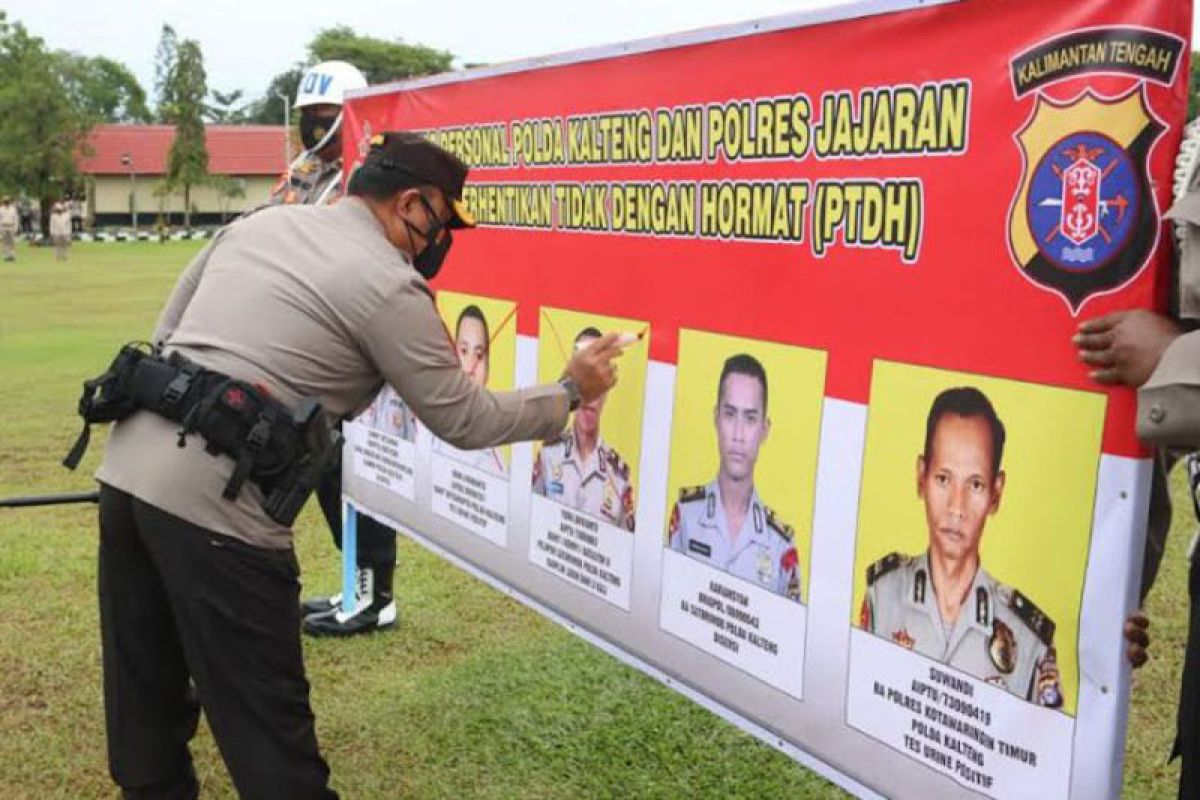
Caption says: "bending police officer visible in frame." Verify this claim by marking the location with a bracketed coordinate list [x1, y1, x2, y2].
[92, 132, 622, 799]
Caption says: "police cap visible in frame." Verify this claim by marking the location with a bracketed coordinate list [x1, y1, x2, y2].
[353, 132, 475, 229]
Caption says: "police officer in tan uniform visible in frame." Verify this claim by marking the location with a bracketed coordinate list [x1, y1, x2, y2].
[90, 132, 623, 798]
[668, 354, 801, 600]
[0, 196, 19, 261]
[858, 387, 1063, 707]
[1074, 121, 1200, 796]
[532, 327, 635, 530]
[268, 61, 367, 207]
[432, 305, 506, 476]
[49, 201, 72, 261]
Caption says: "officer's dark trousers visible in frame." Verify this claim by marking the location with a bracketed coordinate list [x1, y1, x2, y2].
[1178, 556, 1200, 799]
[315, 431, 396, 568]
[98, 485, 337, 800]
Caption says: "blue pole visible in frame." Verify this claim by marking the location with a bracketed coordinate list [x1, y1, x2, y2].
[341, 500, 358, 615]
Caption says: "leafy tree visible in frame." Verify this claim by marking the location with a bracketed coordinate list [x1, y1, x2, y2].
[244, 67, 303, 125]
[247, 28, 453, 125]
[308, 26, 452, 84]
[0, 13, 86, 236]
[56, 53, 151, 123]
[162, 39, 209, 230]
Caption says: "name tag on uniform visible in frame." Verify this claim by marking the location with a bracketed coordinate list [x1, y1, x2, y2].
[547, 481, 564, 496]
[689, 540, 712, 557]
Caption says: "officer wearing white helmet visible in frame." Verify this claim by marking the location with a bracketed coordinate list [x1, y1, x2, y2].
[269, 60, 368, 207]
[267, 60, 406, 638]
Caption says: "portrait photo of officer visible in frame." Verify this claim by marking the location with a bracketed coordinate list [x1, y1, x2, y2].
[532, 326, 636, 530]
[433, 303, 507, 477]
[361, 383, 417, 442]
[668, 353, 801, 601]
[858, 386, 1063, 707]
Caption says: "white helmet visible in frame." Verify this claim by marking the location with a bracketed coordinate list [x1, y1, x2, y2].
[294, 61, 367, 109]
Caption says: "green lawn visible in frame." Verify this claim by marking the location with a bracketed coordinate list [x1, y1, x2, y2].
[0, 240, 1188, 798]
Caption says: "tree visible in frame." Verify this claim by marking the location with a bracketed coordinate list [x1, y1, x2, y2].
[56, 53, 151, 123]
[153, 24, 178, 122]
[244, 67, 303, 125]
[308, 26, 452, 84]
[162, 39, 209, 230]
[247, 27, 454, 125]
[210, 175, 246, 222]
[0, 13, 87, 237]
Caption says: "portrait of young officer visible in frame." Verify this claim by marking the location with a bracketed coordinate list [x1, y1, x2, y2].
[532, 326, 636, 530]
[668, 353, 800, 601]
[90, 131, 622, 799]
[433, 303, 506, 476]
[858, 386, 1064, 707]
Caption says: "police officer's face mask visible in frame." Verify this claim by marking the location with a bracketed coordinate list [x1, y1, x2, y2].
[299, 111, 340, 152]
[401, 194, 453, 280]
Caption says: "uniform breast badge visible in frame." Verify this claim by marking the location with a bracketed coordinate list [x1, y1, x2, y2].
[756, 547, 773, 584]
[892, 628, 916, 649]
[988, 619, 1017, 674]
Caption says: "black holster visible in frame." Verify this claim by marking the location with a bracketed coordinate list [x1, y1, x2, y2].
[65, 343, 340, 527]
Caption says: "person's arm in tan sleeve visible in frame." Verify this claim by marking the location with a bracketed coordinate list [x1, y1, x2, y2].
[152, 237, 224, 346]
[361, 282, 570, 449]
[1137, 331, 1200, 448]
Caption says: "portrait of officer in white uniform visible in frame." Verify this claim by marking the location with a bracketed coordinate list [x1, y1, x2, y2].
[668, 353, 801, 601]
[858, 386, 1063, 707]
[433, 304, 506, 477]
[532, 326, 635, 530]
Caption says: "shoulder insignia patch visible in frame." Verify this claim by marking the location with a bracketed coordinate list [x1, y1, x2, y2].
[1009, 588, 1056, 647]
[605, 447, 629, 480]
[866, 552, 905, 587]
[678, 485, 706, 504]
[763, 506, 794, 541]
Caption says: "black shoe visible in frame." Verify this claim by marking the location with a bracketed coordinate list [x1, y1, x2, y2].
[303, 597, 397, 637]
[302, 564, 397, 637]
[300, 593, 341, 618]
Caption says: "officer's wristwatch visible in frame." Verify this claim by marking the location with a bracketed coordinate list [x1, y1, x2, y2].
[558, 376, 582, 411]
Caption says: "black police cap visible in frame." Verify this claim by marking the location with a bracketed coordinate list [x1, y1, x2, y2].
[358, 132, 475, 228]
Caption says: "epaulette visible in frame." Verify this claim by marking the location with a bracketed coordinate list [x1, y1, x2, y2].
[678, 484, 706, 504]
[1009, 589, 1056, 647]
[866, 552, 906, 587]
[763, 506, 794, 541]
[605, 447, 630, 480]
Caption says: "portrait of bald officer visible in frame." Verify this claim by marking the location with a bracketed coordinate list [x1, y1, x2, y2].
[532, 326, 635, 530]
[858, 386, 1063, 707]
[668, 353, 800, 601]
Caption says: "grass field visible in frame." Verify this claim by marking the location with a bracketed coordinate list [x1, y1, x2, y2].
[0, 240, 1189, 798]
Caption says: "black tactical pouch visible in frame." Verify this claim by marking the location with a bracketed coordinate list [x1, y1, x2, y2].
[63, 342, 155, 469]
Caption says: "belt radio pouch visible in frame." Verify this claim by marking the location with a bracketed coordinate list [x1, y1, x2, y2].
[64, 344, 339, 526]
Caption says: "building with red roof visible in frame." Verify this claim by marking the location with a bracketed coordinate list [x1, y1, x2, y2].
[77, 124, 292, 227]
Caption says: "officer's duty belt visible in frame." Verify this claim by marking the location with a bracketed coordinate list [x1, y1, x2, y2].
[64, 343, 340, 527]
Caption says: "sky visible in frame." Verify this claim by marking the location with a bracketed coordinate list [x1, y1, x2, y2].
[12, 0, 872, 103]
[11, 1, 1199, 108]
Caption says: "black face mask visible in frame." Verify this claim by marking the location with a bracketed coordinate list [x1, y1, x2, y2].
[299, 112, 339, 152]
[404, 195, 453, 280]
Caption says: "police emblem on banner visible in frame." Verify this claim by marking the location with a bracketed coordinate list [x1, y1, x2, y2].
[1006, 27, 1183, 312]
[1008, 88, 1163, 311]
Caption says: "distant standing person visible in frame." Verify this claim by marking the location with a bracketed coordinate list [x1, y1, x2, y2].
[0, 196, 18, 261]
[50, 202, 71, 261]
[17, 196, 32, 236]
[69, 196, 83, 233]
